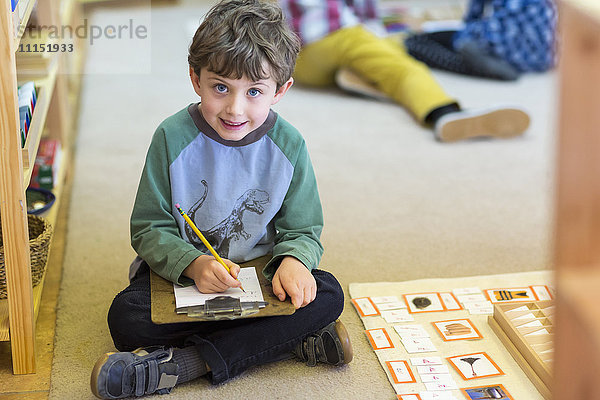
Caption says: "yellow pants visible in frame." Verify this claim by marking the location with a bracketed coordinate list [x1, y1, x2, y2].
[294, 25, 456, 123]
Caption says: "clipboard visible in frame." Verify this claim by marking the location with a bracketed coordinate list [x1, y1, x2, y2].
[150, 255, 296, 323]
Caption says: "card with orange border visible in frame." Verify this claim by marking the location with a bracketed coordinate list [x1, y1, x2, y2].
[461, 384, 514, 400]
[432, 318, 483, 341]
[365, 328, 394, 350]
[447, 352, 504, 380]
[397, 394, 422, 400]
[484, 287, 538, 303]
[385, 360, 417, 384]
[403, 292, 446, 314]
[439, 292, 463, 311]
[351, 297, 380, 317]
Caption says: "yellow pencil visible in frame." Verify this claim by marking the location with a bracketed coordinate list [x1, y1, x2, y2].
[175, 203, 245, 292]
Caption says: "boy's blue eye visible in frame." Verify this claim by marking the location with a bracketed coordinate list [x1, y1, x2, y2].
[248, 88, 260, 97]
[215, 84, 227, 93]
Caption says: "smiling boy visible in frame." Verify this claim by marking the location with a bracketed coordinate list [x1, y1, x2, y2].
[90, 1, 352, 399]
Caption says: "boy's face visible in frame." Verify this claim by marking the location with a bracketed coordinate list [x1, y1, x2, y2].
[190, 66, 293, 141]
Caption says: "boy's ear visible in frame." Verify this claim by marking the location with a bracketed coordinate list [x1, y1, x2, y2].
[271, 78, 294, 105]
[190, 66, 202, 96]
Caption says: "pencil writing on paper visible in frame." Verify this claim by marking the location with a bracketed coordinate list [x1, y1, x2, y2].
[174, 203, 245, 292]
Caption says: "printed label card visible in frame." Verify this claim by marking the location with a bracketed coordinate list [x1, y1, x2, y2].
[440, 292, 462, 311]
[452, 287, 482, 296]
[531, 285, 553, 301]
[394, 324, 430, 339]
[404, 293, 446, 313]
[447, 352, 504, 380]
[456, 294, 488, 304]
[425, 381, 458, 391]
[461, 384, 514, 400]
[432, 319, 483, 341]
[485, 287, 538, 303]
[377, 301, 408, 311]
[382, 309, 415, 323]
[371, 295, 400, 304]
[410, 356, 443, 366]
[419, 373, 454, 383]
[417, 364, 450, 375]
[385, 360, 417, 384]
[402, 337, 437, 353]
[351, 297, 380, 317]
[365, 328, 394, 350]
[462, 301, 493, 315]
[397, 395, 422, 400]
[420, 391, 457, 400]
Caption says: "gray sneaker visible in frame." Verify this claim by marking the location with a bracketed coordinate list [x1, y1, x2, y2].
[91, 347, 179, 399]
[293, 320, 353, 367]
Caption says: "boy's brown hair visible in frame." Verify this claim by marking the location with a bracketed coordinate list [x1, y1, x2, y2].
[188, 0, 300, 89]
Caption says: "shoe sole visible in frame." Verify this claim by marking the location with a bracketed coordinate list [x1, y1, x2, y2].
[334, 320, 354, 364]
[90, 352, 115, 399]
[438, 108, 530, 142]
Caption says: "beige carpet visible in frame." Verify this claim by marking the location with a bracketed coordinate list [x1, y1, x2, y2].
[49, 1, 557, 399]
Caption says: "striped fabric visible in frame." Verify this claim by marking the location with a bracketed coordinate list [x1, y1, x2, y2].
[453, 0, 558, 72]
[279, 0, 379, 44]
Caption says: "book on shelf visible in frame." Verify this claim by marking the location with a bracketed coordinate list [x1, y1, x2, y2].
[18, 81, 37, 147]
[30, 138, 62, 191]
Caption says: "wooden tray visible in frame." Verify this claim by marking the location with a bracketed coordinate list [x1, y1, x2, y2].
[488, 300, 554, 399]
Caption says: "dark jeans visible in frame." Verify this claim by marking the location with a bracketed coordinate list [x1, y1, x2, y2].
[107, 262, 344, 384]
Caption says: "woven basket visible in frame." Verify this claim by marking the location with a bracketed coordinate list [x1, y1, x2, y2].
[0, 214, 53, 299]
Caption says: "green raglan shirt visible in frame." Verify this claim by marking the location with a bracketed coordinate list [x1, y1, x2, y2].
[130, 103, 324, 285]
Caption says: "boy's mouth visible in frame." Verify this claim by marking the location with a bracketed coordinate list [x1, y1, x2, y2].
[220, 119, 247, 130]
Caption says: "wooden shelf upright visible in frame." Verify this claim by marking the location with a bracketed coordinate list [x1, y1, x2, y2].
[0, 0, 83, 374]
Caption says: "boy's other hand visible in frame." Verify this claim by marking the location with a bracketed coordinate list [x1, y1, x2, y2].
[272, 256, 316, 309]
[183, 255, 241, 293]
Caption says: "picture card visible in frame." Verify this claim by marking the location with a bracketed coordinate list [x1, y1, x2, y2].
[382, 309, 415, 323]
[365, 328, 394, 350]
[461, 384, 514, 400]
[447, 352, 504, 380]
[411, 356, 443, 366]
[485, 287, 538, 303]
[385, 360, 417, 384]
[440, 292, 462, 311]
[404, 292, 446, 313]
[397, 395, 422, 400]
[432, 319, 483, 341]
[351, 297, 380, 317]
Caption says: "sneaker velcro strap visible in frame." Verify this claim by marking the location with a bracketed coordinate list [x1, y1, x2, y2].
[134, 363, 146, 397]
[146, 359, 159, 394]
[305, 337, 318, 367]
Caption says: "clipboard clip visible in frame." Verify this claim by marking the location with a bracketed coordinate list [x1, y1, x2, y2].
[176, 296, 268, 320]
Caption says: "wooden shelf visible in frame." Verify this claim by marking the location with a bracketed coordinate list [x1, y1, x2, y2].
[12, 0, 36, 51]
[20, 56, 59, 179]
[0, 144, 69, 343]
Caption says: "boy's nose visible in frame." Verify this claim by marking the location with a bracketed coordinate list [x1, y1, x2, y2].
[225, 95, 244, 116]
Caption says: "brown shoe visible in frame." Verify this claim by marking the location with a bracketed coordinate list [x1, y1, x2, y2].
[293, 320, 353, 366]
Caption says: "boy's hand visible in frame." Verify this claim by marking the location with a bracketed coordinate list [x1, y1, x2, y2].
[272, 256, 316, 309]
[183, 255, 241, 293]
